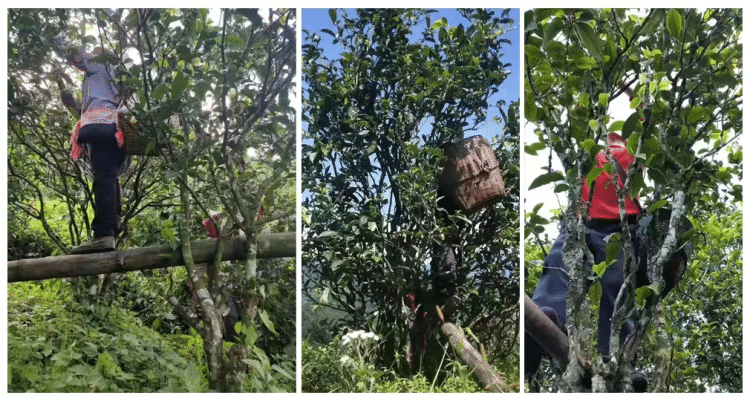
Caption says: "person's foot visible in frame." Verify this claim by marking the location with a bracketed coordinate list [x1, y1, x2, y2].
[540, 306, 567, 335]
[631, 370, 649, 392]
[69, 236, 116, 254]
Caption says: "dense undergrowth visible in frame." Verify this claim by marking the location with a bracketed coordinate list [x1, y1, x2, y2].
[302, 335, 519, 393]
[8, 280, 207, 392]
[8, 274, 296, 393]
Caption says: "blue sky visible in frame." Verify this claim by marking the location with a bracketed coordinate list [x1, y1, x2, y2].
[301, 8, 521, 143]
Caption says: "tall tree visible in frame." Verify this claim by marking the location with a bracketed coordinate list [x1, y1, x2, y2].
[8, 8, 296, 392]
[524, 8, 742, 392]
[303, 8, 519, 373]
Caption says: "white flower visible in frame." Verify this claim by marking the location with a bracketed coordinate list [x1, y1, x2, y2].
[341, 329, 380, 347]
[340, 356, 351, 364]
[360, 331, 380, 341]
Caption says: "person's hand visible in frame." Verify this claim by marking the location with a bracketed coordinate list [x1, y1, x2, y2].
[53, 35, 77, 60]
[60, 89, 78, 110]
[54, 34, 68, 48]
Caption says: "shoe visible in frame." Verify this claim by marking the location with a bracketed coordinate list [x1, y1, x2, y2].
[69, 236, 116, 254]
[540, 306, 567, 335]
[631, 370, 649, 392]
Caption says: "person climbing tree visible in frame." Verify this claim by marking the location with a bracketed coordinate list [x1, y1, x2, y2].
[54, 37, 129, 254]
[525, 133, 650, 391]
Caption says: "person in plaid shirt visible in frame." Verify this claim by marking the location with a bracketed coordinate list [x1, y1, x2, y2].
[55, 38, 128, 254]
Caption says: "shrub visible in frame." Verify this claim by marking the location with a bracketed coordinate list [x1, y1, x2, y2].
[8, 281, 208, 392]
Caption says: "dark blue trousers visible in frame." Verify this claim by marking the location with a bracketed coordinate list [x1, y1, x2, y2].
[525, 220, 648, 378]
[79, 123, 126, 238]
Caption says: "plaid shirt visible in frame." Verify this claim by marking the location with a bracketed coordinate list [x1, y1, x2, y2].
[67, 49, 124, 161]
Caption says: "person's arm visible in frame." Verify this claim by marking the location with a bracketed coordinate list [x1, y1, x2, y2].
[52, 69, 81, 117]
[67, 49, 93, 73]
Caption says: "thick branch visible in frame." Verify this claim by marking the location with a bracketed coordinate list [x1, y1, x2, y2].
[439, 322, 511, 392]
[524, 294, 570, 367]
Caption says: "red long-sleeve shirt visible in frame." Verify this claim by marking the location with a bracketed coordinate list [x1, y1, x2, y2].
[582, 133, 641, 219]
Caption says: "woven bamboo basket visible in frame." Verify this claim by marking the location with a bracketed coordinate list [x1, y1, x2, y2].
[119, 114, 161, 156]
[439, 135, 505, 214]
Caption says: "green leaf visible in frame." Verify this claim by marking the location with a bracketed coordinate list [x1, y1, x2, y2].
[714, 74, 738, 88]
[588, 281, 602, 305]
[608, 120, 625, 132]
[525, 95, 538, 121]
[543, 17, 563, 49]
[593, 261, 608, 277]
[161, 226, 177, 245]
[687, 107, 706, 124]
[604, 233, 621, 267]
[328, 9, 337, 23]
[171, 72, 189, 99]
[639, 9, 666, 36]
[529, 172, 565, 190]
[627, 133, 640, 156]
[575, 22, 602, 61]
[628, 169, 645, 199]
[629, 96, 642, 110]
[244, 323, 258, 346]
[525, 10, 537, 32]
[525, 142, 547, 155]
[525, 44, 545, 64]
[152, 84, 168, 101]
[622, 112, 641, 139]
[635, 285, 655, 306]
[598, 93, 610, 107]
[578, 93, 590, 108]
[648, 199, 669, 213]
[575, 56, 597, 70]
[588, 119, 599, 132]
[586, 166, 604, 186]
[647, 168, 668, 185]
[259, 310, 278, 335]
[581, 139, 596, 153]
[430, 18, 447, 30]
[666, 9, 684, 39]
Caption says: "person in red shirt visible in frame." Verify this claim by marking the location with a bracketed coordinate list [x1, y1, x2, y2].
[525, 133, 649, 391]
[583, 133, 642, 220]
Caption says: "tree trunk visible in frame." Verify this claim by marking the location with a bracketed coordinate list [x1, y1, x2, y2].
[178, 184, 226, 392]
[651, 304, 670, 392]
[8, 232, 294, 282]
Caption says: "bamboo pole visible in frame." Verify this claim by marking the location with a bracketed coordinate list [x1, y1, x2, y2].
[8, 232, 295, 282]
